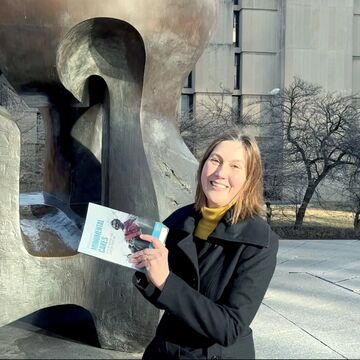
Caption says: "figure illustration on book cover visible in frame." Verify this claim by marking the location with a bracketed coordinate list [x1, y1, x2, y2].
[111, 215, 150, 254]
[78, 203, 168, 269]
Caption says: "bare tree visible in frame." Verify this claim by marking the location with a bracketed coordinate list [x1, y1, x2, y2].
[331, 158, 360, 232]
[259, 78, 360, 228]
[177, 92, 249, 159]
[344, 167, 360, 231]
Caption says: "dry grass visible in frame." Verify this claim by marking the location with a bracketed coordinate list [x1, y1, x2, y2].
[269, 206, 359, 239]
[271, 206, 354, 228]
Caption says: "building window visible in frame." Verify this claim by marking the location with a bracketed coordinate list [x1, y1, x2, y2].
[233, 11, 239, 47]
[232, 96, 241, 121]
[183, 71, 193, 89]
[234, 0, 239, 4]
[181, 94, 193, 114]
[234, 54, 240, 90]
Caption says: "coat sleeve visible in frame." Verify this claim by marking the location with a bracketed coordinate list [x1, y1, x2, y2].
[132, 271, 163, 308]
[140, 233, 279, 347]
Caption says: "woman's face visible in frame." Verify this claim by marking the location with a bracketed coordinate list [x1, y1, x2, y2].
[201, 140, 247, 208]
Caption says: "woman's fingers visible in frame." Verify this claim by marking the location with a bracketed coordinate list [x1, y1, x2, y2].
[131, 250, 158, 263]
[131, 251, 143, 259]
[131, 248, 154, 260]
[131, 239, 169, 289]
[138, 234, 155, 243]
[132, 259, 148, 270]
[139, 234, 164, 249]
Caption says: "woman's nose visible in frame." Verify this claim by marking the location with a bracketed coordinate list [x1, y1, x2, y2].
[214, 163, 228, 178]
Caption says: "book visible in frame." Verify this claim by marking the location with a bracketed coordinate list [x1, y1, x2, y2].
[77, 202, 169, 269]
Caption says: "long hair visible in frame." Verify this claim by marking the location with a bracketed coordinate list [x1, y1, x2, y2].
[194, 130, 264, 224]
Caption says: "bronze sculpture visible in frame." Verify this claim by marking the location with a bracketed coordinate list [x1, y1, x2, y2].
[0, 0, 217, 351]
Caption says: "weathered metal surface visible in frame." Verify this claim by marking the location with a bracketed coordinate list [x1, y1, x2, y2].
[0, 0, 218, 351]
[0, 0, 218, 217]
[0, 107, 158, 351]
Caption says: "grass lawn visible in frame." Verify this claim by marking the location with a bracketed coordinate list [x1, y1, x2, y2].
[268, 206, 359, 240]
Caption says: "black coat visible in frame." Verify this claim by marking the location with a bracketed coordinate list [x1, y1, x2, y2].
[133, 204, 279, 359]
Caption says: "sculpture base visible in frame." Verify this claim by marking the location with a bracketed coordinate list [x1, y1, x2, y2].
[0, 317, 142, 359]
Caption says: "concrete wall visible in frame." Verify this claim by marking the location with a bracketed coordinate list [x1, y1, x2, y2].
[183, 0, 358, 104]
[353, 0, 360, 96]
[283, 0, 353, 92]
[194, 0, 234, 94]
[239, 1, 281, 95]
[181, 0, 282, 116]
[0, 75, 45, 192]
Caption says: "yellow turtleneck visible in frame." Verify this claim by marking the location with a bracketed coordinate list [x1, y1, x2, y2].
[194, 202, 234, 240]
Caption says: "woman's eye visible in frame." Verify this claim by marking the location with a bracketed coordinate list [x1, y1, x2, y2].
[231, 164, 241, 169]
[210, 158, 220, 164]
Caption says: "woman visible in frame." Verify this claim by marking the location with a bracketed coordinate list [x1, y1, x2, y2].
[131, 131, 279, 359]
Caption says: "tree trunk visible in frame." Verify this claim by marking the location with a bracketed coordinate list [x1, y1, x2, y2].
[354, 210, 360, 230]
[266, 202, 272, 225]
[294, 185, 316, 229]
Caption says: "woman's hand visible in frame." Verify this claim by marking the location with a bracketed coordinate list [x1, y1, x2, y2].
[131, 234, 170, 290]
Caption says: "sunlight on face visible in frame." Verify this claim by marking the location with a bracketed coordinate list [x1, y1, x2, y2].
[201, 140, 247, 208]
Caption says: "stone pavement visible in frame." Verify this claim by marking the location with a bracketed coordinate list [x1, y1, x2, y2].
[253, 239, 360, 359]
[0, 239, 359, 359]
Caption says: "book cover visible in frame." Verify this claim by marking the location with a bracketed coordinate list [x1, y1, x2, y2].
[78, 202, 169, 269]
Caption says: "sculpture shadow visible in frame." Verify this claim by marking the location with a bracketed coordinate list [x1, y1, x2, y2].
[20, 305, 101, 347]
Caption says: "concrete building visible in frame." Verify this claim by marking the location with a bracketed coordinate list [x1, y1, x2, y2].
[1, 0, 359, 201]
[180, 0, 360, 204]
[181, 0, 358, 115]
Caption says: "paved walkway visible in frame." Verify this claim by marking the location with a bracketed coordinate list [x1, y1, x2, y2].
[0, 239, 359, 359]
[253, 239, 360, 359]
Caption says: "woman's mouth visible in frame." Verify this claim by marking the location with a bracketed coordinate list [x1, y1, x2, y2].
[210, 181, 229, 190]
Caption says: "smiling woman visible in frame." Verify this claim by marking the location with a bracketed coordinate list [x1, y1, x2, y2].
[196, 133, 264, 223]
[200, 140, 246, 208]
[132, 130, 279, 359]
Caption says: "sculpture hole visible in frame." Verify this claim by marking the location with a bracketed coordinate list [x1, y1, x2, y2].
[18, 305, 100, 347]
[20, 203, 81, 257]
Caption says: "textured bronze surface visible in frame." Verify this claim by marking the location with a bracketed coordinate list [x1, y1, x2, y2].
[0, 1, 217, 351]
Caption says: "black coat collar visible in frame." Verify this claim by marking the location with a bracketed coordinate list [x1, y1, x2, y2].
[164, 204, 272, 248]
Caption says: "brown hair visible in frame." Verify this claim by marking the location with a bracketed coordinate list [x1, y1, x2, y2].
[194, 130, 264, 224]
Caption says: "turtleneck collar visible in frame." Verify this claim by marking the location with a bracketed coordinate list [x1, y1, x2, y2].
[194, 202, 234, 240]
